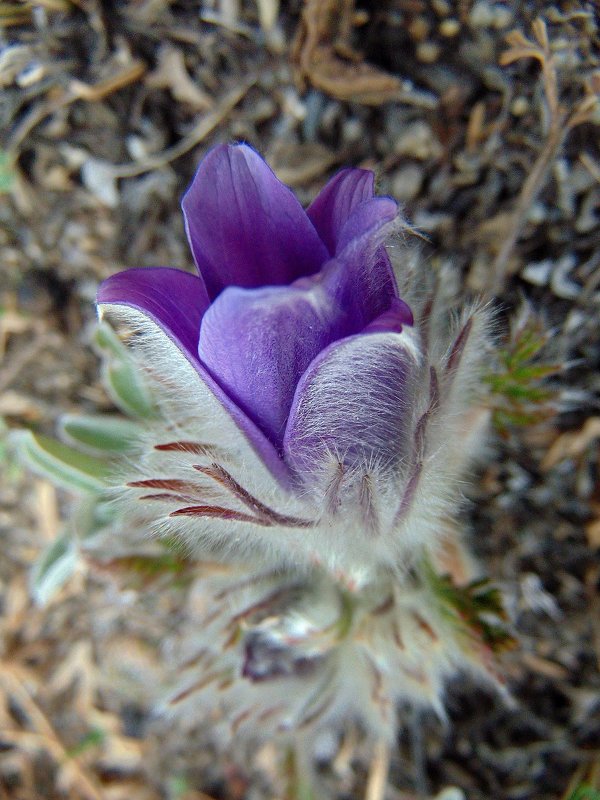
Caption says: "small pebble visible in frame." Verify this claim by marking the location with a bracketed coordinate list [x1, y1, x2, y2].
[470, 1, 513, 29]
[416, 42, 441, 63]
[432, 0, 451, 15]
[391, 164, 424, 202]
[408, 17, 429, 41]
[81, 158, 119, 208]
[16, 61, 45, 87]
[510, 96, 529, 116]
[435, 788, 466, 800]
[126, 135, 150, 161]
[342, 117, 362, 143]
[312, 729, 338, 762]
[439, 18, 460, 37]
[394, 121, 443, 161]
[527, 201, 547, 224]
[522, 259, 552, 287]
[551, 254, 580, 300]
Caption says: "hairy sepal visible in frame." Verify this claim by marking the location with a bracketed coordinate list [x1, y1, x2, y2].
[160, 566, 502, 743]
[97, 303, 321, 569]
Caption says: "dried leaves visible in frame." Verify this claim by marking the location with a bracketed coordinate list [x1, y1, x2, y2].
[2, 3, 599, 798]
[500, 17, 599, 131]
[146, 46, 214, 112]
[291, 0, 404, 105]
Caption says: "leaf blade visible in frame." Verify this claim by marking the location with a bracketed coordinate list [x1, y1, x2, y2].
[11, 430, 110, 493]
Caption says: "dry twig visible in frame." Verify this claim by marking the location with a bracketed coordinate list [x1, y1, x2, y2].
[365, 738, 391, 800]
[106, 80, 254, 179]
[490, 18, 599, 294]
[0, 663, 105, 800]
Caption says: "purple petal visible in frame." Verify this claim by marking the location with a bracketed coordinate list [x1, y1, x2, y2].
[319, 197, 401, 331]
[97, 268, 294, 488]
[97, 267, 210, 357]
[363, 297, 414, 333]
[283, 325, 421, 476]
[306, 168, 374, 256]
[197, 269, 356, 450]
[336, 196, 398, 257]
[182, 144, 329, 299]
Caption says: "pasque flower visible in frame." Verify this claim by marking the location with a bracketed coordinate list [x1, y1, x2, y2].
[97, 144, 503, 743]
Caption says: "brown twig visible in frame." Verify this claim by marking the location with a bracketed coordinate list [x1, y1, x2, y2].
[0, 331, 59, 394]
[106, 81, 254, 179]
[6, 61, 146, 158]
[0, 664, 105, 800]
[490, 17, 599, 295]
[490, 119, 565, 294]
[365, 738, 391, 800]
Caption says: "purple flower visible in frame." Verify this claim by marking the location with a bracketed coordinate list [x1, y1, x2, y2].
[95, 146, 500, 739]
[98, 144, 417, 490]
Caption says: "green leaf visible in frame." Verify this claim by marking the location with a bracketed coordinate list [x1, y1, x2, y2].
[31, 532, 77, 605]
[105, 360, 155, 419]
[11, 430, 110, 493]
[422, 557, 515, 653]
[166, 776, 191, 800]
[92, 321, 130, 360]
[107, 553, 189, 580]
[92, 322, 155, 419]
[567, 787, 600, 800]
[71, 495, 117, 540]
[60, 414, 142, 454]
[485, 310, 560, 434]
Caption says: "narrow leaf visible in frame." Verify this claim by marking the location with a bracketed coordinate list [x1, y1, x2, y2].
[92, 321, 130, 360]
[31, 532, 78, 605]
[60, 414, 142, 454]
[11, 430, 110, 493]
[92, 321, 155, 418]
[71, 495, 117, 540]
[105, 360, 155, 419]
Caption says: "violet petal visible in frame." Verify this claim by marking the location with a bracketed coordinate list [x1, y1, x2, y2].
[97, 268, 294, 487]
[182, 144, 329, 299]
[318, 197, 400, 330]
[283, 323, 421, 476]
[336, 196, 398, 256]
[97, 267, 210, 357]
[363, 297, 414, 333]
[198, 270, 355, 450]
[306, 168, 374, 256]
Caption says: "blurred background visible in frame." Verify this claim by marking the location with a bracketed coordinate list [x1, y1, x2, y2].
[1, 1, 599, 798]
